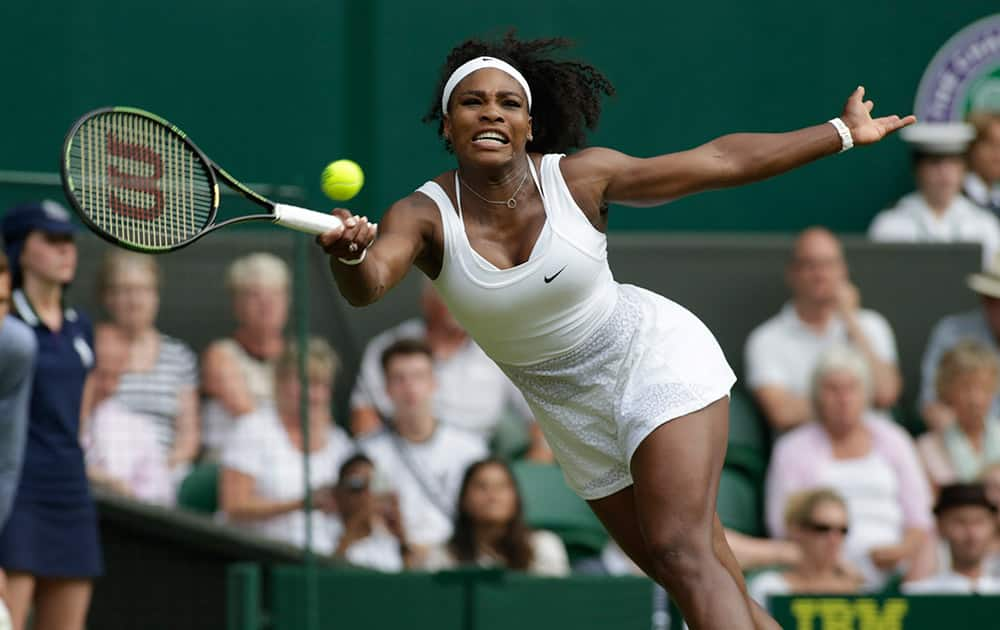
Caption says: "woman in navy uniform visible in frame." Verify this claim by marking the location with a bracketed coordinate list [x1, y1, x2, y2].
[0, 201, 101, 630]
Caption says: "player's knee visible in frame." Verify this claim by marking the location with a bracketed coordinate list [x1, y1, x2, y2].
[645, 528, 714, 586]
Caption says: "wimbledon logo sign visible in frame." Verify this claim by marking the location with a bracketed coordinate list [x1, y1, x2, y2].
[914, 13, 1000, 122]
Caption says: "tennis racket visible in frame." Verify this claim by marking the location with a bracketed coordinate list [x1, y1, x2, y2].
[60, 106, 343, 253]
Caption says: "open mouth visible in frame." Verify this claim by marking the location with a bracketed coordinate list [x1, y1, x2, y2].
[473, 130, 510, 145]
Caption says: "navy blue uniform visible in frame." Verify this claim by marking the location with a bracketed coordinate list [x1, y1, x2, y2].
[0, 289, 102, 577]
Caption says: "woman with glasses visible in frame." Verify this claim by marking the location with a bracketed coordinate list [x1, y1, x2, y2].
[765, 345, 934, 589]
[748, 489, 862, 607]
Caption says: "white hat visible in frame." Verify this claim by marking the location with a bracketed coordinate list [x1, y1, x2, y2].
[967, 252, 1000, 298]
[900, 122, 976, 155]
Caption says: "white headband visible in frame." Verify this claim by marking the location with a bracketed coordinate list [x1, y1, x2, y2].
[441, 56, 532, 113]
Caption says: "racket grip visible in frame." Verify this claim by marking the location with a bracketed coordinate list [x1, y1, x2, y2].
[273, 204, 344, 234]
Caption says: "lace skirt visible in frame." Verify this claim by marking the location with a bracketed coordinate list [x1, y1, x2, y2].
[498, 284, 736, 499]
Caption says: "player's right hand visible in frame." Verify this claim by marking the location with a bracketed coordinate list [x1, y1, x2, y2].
[316, 209, 377, 260]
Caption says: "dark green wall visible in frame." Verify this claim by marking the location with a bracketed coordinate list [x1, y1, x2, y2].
[1, 2, 996, 232]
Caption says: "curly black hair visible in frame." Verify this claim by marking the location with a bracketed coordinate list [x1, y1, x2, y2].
[424, 31, 615, 155]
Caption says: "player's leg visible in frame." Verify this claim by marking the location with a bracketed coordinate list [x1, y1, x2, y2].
[631, 397, 776, 629]
[4, 572, 35, 630]
[31, 577, 92, 630]
[589, 485, 778, 629]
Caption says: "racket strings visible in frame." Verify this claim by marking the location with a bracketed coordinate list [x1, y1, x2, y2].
[66, 111, 215, 251]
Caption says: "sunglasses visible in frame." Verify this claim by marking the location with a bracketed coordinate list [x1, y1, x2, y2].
[804, 521, 849, 536]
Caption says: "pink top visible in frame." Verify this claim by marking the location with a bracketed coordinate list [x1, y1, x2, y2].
[82, 399, 174, 506]
[765, 412, 933, 538]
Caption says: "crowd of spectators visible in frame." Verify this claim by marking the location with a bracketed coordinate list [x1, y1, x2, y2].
[0, 111, 999, 626]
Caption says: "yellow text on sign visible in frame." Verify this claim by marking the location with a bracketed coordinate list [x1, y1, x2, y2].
[789, 598, 908, 630]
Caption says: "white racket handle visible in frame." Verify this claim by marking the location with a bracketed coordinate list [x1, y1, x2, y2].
[273, 204, 344, 234]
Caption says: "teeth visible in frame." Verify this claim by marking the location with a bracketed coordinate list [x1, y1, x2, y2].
[474, 131, 507, 143]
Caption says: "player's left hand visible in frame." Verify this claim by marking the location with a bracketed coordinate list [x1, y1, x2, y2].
[840, 86, 916, 146]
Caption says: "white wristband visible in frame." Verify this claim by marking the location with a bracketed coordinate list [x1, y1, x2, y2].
[828, 117, 854, 153]
[337, 248, 367, 266]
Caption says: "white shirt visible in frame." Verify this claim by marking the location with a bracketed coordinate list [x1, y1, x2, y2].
[747, 571, 791, 607]
[745, 302, 898, 395]
[965, 172, 1000, 213]
[868, 191, 1000, 269]
[820, 453, 904, 589]
[421, 530, 570, 577]
[903, 571, 1000, 595]
[350, 318, 532, 438]
[360, 425, 487, 547]
[328, 517, 404, 573]
[220, 406, 355, 553]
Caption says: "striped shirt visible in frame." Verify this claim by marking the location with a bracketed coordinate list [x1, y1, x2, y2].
[111, 334, 198, 452]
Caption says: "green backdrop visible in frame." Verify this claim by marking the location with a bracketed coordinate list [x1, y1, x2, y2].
[1, 1, 996, 231]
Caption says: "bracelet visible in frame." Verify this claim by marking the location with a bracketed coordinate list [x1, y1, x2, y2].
[828, 117, 854, 153]
[337, 248, 368, 266]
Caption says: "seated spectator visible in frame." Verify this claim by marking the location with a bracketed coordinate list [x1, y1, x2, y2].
[82, 327, 172, 505]
[766, 345, 933, 589]
[360, 339, 487, 551]
[420, 458, 569, 576]
[964, 112, 1000, 214]
[868, 122, 999, 269]
[350, 281, 538, 451]
[920, 257, 1000, 430]
[220, 338, 354, 552]
[745, 228, 901, 432]
[983, 462, 1000, 567]
[201, 253, 289, 459]
[917, 341, 1000, 488]
[329, 453, 413, 572]
[903, 483, 1000, 594]
[94, 250, 199, 483]
[749, 488, 863, 606]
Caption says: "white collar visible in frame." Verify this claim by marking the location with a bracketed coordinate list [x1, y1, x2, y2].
[12, 289, 38, 327]
[965, 172, 1000, 208]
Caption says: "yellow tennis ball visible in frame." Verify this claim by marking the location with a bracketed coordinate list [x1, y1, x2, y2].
[321, 159, 364, 201]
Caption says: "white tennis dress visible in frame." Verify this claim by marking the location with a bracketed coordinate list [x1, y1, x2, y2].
[416, 154, 736, 499]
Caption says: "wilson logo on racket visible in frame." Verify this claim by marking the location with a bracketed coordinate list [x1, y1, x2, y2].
[61, 106, 345, 253]
[106, 131, 164, 220]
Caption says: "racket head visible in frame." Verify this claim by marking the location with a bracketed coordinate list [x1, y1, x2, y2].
[61, 107, 220, 253]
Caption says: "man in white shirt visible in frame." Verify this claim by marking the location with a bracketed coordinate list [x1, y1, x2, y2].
[965, 112, 1000, 215]
[903, 483, 1000, 595]
[744, 228, 901, 432]
[360, 339, 487, 551]
[869, 122, 1000, 269]
[350, 281, 547, 457]
[920, 259, 1000, 430]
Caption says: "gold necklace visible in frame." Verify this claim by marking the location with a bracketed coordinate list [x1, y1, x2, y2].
[459, 170, 529, 209]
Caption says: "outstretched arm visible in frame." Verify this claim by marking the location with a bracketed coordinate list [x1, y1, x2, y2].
[566, 86, 915, 207]
[316, 193, 437, 307]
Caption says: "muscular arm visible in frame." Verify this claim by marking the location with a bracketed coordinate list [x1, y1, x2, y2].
[320, 194, 438, 307]
[562, 87, 913, 208]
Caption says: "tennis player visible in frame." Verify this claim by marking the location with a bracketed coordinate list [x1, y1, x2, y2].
[317, 33, 914, 629]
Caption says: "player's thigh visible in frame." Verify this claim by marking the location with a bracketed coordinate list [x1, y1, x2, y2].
[629, 397, 730, 549]
[4, 572, 35, 630]
[31, 577, 92, 630]
[587, 485, 655, 577]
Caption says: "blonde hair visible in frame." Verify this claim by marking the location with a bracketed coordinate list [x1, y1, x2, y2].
[275, 337, 340, 385]
[97, 249, 160, 296]
[935, 340, 1000, 400]
[784, 488, 847, 530]
[811, 344, 872, 404]
[225, 252, 289, 292]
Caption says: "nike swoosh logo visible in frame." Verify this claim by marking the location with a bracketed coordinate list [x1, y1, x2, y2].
[544, 266, 567, 284]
